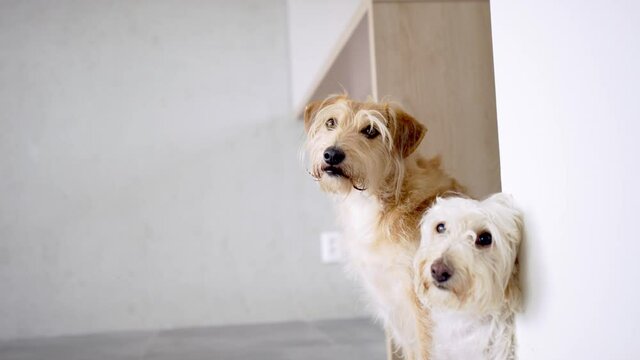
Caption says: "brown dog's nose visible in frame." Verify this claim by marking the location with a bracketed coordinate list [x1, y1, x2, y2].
[323, 146, 345, 165]
[431, 259, 453, 283]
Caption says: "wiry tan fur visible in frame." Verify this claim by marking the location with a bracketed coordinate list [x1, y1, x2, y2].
[303, 95, 463, 360]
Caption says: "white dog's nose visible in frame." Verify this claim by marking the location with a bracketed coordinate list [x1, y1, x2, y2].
[431, 259, 453, 283]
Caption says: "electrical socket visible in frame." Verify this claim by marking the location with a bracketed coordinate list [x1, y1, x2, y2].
[320, 231, 344, 263]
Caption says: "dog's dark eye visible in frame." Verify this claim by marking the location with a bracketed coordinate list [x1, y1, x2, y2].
[436, 223, 446, 234]
[325, 118, 337, 130]
[361, 125, 380, 139]
[475, 231, 492, 248]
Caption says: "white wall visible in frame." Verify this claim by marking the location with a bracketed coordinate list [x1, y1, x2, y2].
[491, 1, 640, 358]
[0, 0, 364, 340]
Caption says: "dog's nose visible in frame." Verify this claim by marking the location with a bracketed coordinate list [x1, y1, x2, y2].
[323, 146, 345, 165]
[431, 259, 453, 283]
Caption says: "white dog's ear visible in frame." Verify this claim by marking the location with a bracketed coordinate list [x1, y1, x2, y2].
[390, 107, 427, 158]
[505, 259, 523, 312]
[483, 193, 524, 237]
[484, 192, 516, 210]
[484, 193, 524, 312]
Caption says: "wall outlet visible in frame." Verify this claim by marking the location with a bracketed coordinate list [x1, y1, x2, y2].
[320, 231, 344, 263]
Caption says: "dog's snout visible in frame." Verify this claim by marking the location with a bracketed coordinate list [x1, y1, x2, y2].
[323, 146, 345, 165]
[431, 259, 453, 283]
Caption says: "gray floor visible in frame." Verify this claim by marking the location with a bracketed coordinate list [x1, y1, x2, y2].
[0, 318, 386, 360]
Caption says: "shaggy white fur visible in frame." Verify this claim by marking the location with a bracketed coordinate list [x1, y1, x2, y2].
[414, 194, 523, 360]
[338, 189, 421, 352]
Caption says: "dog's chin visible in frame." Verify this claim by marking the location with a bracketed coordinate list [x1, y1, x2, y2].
[434, 282, 450, 291]
[318, 171, 353, 194]
[316, 166, 355, 193]
[428, 290, 458, 310]
[426, 280, 467, 310]
[429, 281, 454, 298]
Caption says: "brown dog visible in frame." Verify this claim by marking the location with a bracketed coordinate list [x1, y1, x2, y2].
[303, 95, 463, 360]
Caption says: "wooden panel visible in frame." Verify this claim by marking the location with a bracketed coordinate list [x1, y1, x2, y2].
[372, 1, 500, 198]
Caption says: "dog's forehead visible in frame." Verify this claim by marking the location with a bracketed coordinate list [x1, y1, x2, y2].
[324, 99, 388, 120]
[351, 100, 387, 114]
[427, 199, 489, 228]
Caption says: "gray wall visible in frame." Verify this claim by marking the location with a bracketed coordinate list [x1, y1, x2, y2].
[0, 0, 364, 340]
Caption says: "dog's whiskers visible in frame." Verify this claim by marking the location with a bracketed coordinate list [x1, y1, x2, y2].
[307, 169, 321, 181]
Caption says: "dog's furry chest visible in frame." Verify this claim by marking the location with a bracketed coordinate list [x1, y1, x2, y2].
[337, 192, 417, 344]
[431, 310, 491, 360]
[338, 192, 409, 285]
[431, 309, 515, 360]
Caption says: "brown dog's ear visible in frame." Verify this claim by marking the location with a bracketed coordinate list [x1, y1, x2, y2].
[303, 100, 322, 132]
[392, 108, 427, 158]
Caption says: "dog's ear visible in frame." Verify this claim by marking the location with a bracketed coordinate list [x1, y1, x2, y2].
[505, 259, 523, 312]
[484, 193, 525, 312]
[303, 100, 322, 132]
[392, 108, 427, 158]
[483, 193, 524, 238]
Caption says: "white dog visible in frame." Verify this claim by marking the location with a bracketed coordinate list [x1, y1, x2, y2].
[414, 194, 523, 360]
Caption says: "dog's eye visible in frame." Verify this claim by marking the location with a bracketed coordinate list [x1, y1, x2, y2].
[325, 118, 337, 130]
[475, 231, 492, 248]
[435, 223, 446, 234]
[361, 125, 380, 139]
